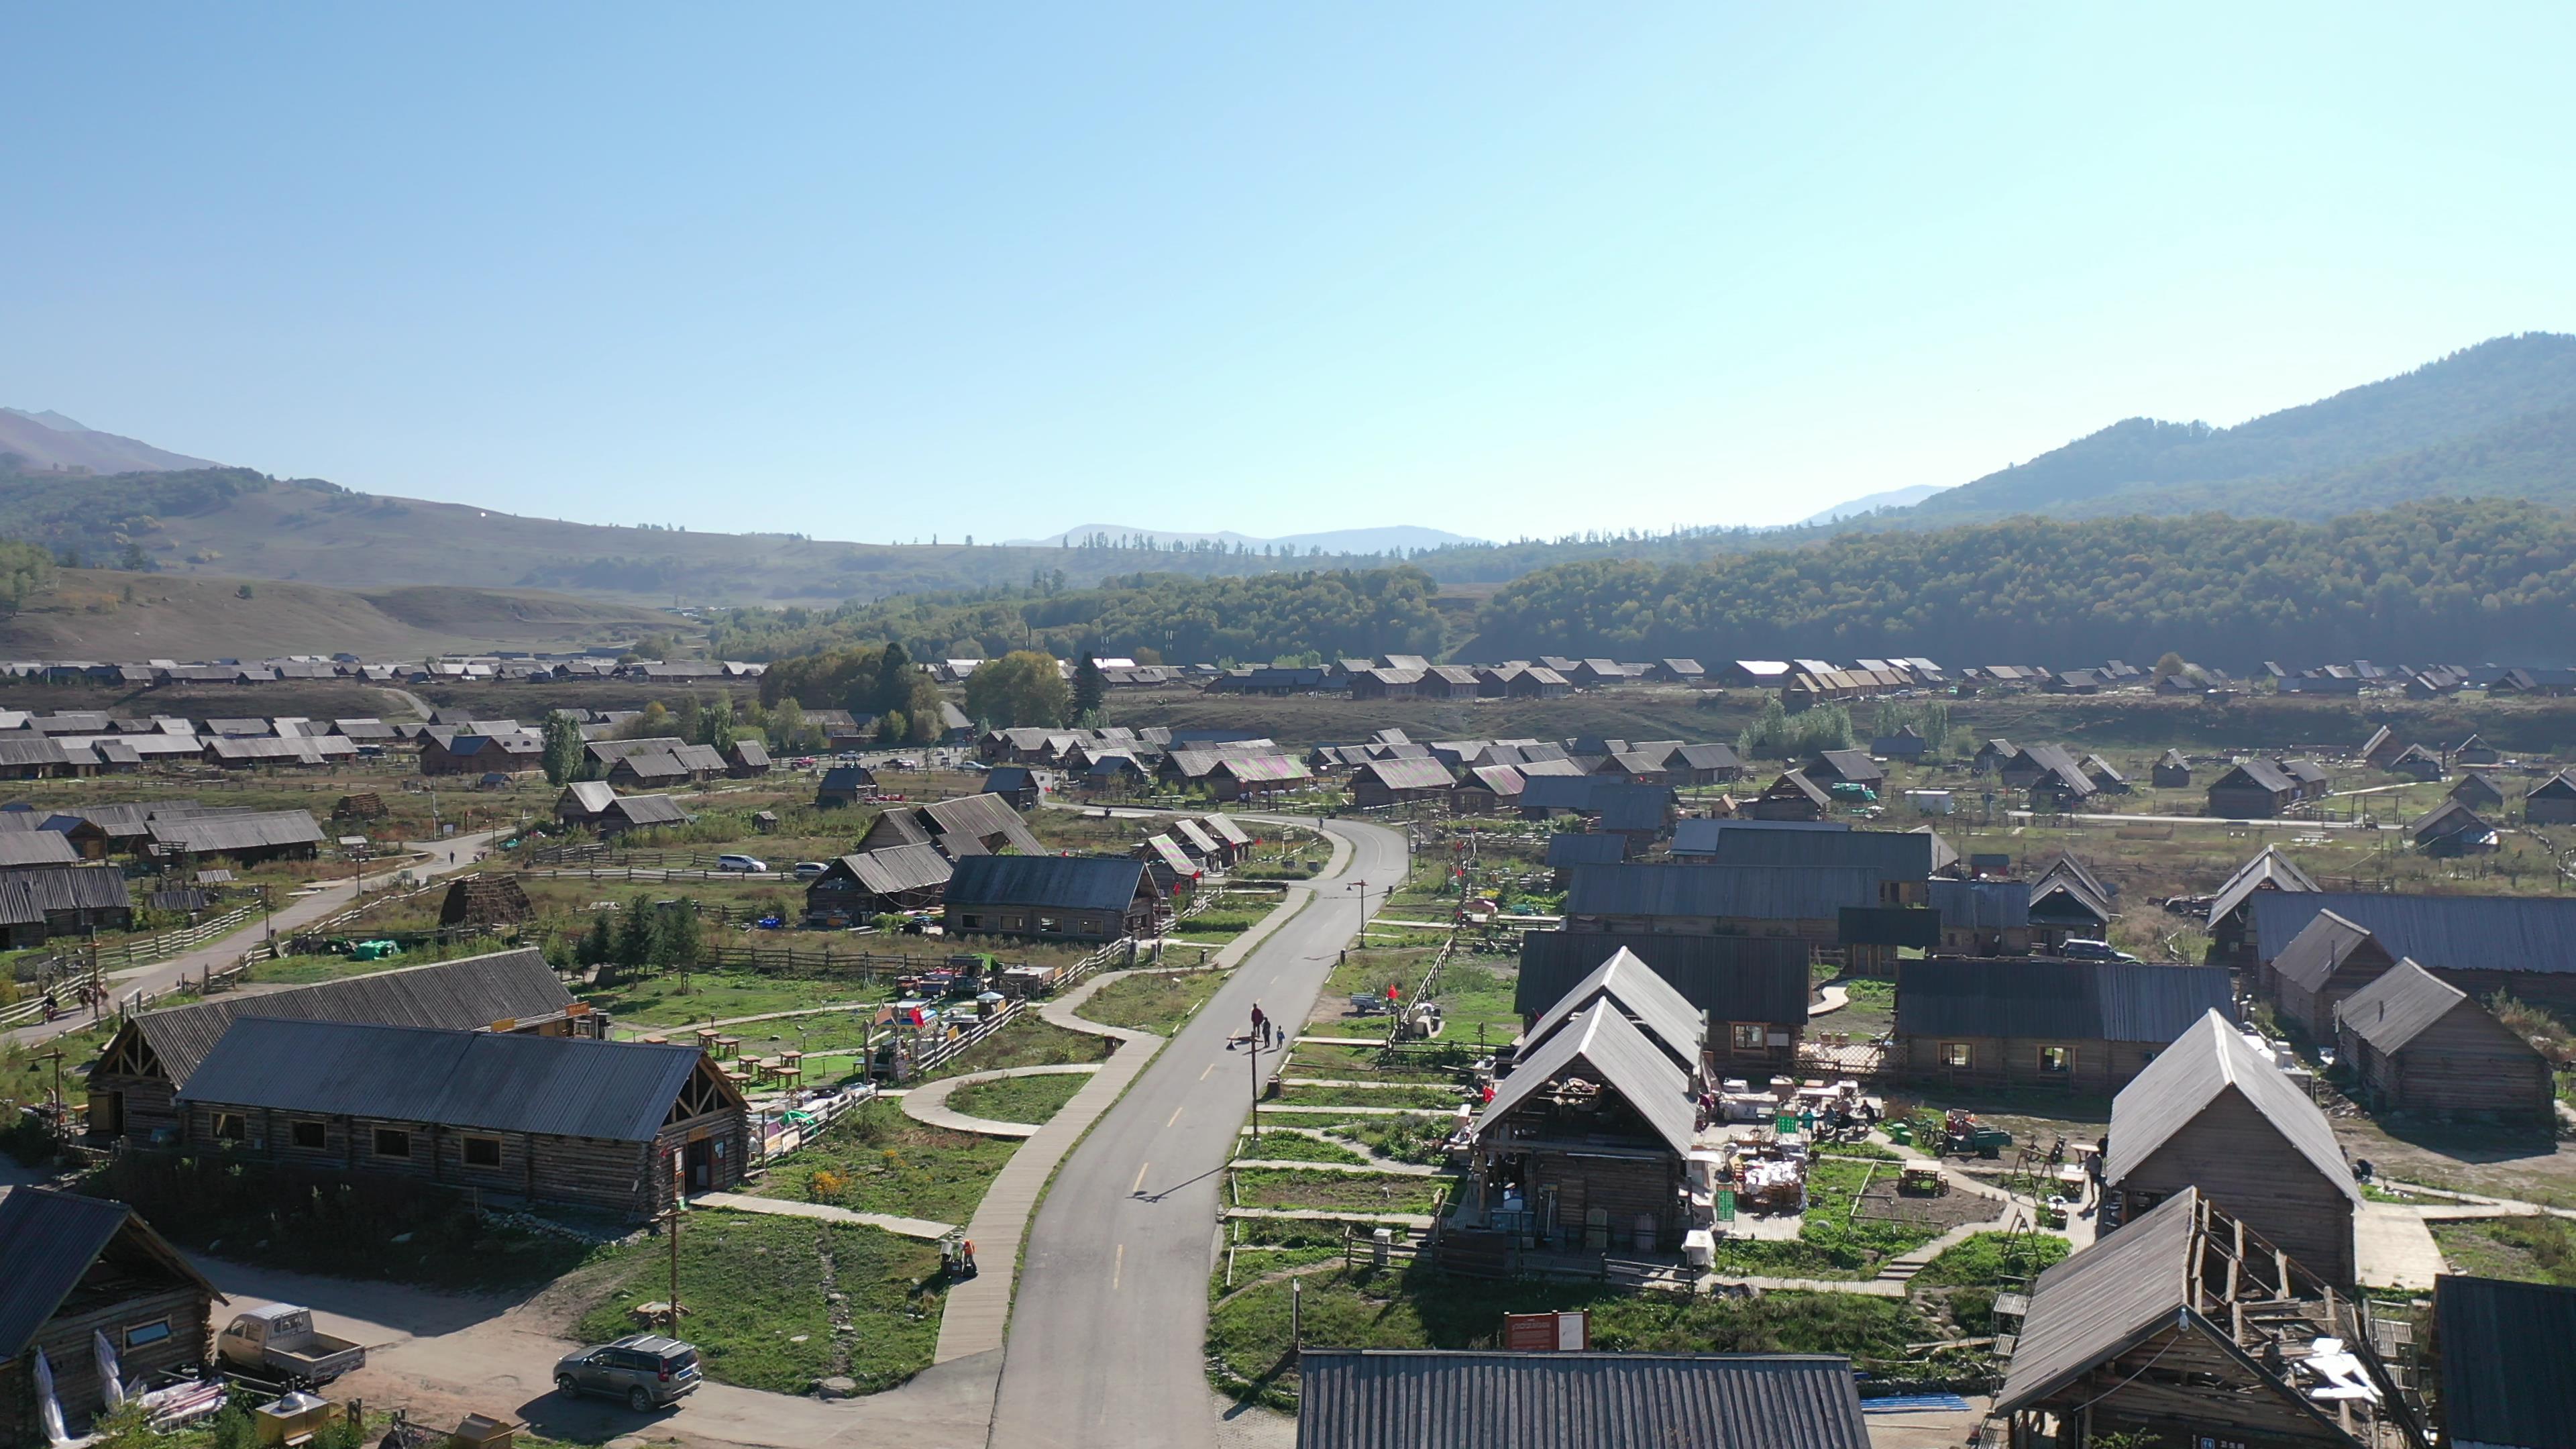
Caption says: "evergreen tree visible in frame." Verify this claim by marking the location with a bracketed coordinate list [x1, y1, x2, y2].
[1071, 655, 1106, 718]
[874, 642, 913, 716]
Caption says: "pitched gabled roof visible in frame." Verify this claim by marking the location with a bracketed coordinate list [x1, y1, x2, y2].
[1514, 931, 1813, 1025]
[2214, 757, 2298, 794]
[2436, 1275, 2576, 1449]
[0, 1188, 221, 1358]
[1995, 1188, 2208, 1413]
[2102, 1012, 2357, 1202]
[1516, 947, 1706, 1071]
[2250, 890, 2576, 977]
[1295, 1350, 1870, 1449]
[179, 1019, 722, 1142]
[1544, 833, 1628, 868]
[0, 830, 80, 867]
[2204, 845, 2320, 927]
[148, 809, 327, 854]
[1477, 1002, 1696, 1158]
[834, 842, 955, 896]
[919, 792, 1046, 853]
[124, 947, 573, 1087]
[605, 794, 691, 828]
[1200, 814, 1252, 847]
[558, 780, 618, 816]
[1567, 863, 1881, 921]
[945, 854, 1147, 912]
[2334, 958, 2475, 1055]
[1896, 959, 2231, 1044]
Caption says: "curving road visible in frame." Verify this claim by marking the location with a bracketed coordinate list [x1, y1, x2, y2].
[987, 816, 1411, 1449]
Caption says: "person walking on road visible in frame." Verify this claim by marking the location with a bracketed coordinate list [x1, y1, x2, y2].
[1250, 1004, 1269, 1050]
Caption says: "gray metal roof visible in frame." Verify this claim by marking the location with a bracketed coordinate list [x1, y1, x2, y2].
[2102, 1012, 2357, 1202]
[606, 794, 692, 828]
[1517, 947, 1706, 1071]
[1476, 1002, 1697, 1159]
[945, 854, 1146, 913]
[178, 1018, 718, 1141]
[2205, 845, 2320, 927]
[0, 830, 80, 867]
[0, 864, 134, 925]
[1995, 1187, 2204, 1413]
[1927, 877, 2031, 930]
[2268, 909, 2379, 993]
[1360, 757, 1458, 792]
[1515, 931, 1811, 1024]
[0, 1187, 218, 1359]
[128, 947, 574, 1087]
[1199, 814, 1252, 847]
[1676, 827, 1931, 878]
[1566, 863, 1880, 921]
[1295, 1349, 1869, 1449]
[558, 781, 617, 815]
[2334, 959, 2469, 1056]
[837, 843, 955, 895]
[1896, 959, 2231, 1043]
[2436, 1275, 2576, 1449]
[920, 792, 1047, 853]
[2214, 757, 2297, 794]
[2250, 890, 2576, 977]
[1544, 833, 1628, 868]
[148, 809, 327, 854]
[1669, 818, 1847, 855]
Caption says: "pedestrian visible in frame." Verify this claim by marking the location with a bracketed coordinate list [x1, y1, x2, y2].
[41, 990, 58, 1022]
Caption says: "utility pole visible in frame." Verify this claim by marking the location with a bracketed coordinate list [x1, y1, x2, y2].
[1248, 1022, 1262, 1147]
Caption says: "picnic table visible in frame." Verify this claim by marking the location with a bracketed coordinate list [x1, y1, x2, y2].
[713, 1036, 743, 1060]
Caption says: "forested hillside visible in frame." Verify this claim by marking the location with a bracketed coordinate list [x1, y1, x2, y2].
[1900, 333, 2576, 524]
[1472, 499, 2576, 665]
[708, 500, 2576, 669]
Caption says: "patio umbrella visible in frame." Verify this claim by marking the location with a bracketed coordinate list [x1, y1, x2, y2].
[92, 1328, 125, 1409]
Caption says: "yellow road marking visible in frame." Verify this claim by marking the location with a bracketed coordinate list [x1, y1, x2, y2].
[1112, 1243, 1124, 1289]
[1132, 1161, 1151, 1194]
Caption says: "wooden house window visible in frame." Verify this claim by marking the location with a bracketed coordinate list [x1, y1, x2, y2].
[373, 1128, 412, 1159]
[290, 1120, 326, 1150]
[123, 1320, 171, 1349]
[463, 1136, 502, 1167]
[213, 1112, 247, 1141]
[2038, 1045, 2074, 1075]
[959, 914, 982, 929]
[1038, 917, 1061, 933]
[1939, 1042, 1974, 1069]
[1729, 1023, 1764, 1051]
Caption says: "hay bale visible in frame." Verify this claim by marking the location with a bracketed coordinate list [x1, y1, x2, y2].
[439, 874, 533, 927]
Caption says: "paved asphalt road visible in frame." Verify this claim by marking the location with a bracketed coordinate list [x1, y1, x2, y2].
[988, 817, 1412, 1449]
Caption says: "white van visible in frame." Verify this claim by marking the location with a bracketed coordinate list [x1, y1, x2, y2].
[716, 853, 768, 873]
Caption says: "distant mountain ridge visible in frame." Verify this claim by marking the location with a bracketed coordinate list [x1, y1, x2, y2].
[1796, 484, 1951, 525]
[0, 407, 222, 474]
[1893, 333, 2576, 524]
[1004, 523, 1481, 553]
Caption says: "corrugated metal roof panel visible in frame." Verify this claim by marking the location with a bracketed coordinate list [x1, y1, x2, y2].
[1476, 1002, 1696, 1158]
[2206, 845, 2320, 926]
[1693, 828, 1932, 878]
[131, 947, 574, 1087]
[2101, 1012, 2357, 1202]
[2251, 890, 2576, 976]
[2436, 1275, 2576, 1449]
[1896, 959, 2231, 1042]
[1513, 933, 1812, 1026]
[1995, 1189, 2202, 1413]
[945, 854, 1146, 913]
[178, 1018, 712, 1141]
[148, 809, 327, 853]
[1296, 1350, 1870, 1449]
[842, 843, 955, 895]
[1927, 877, 2031, 930]
[1544, 833, 1628, 868]
[1567, 863, 1880, 921]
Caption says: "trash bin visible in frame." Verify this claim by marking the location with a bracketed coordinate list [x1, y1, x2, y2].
[1889, 1123, 1913, 1146]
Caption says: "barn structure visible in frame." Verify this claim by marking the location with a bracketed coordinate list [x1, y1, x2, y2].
[1892, 958, 2233, 1091]
[172, 1020, 749, 1217]
[2333, 960, 2557, 1126]
[1460, 1000, 1699, 1253]
[2099, 1011, 2360, 1286]
[1514, 930, 1811, 1074]
[2248, 890, 2576, 1017]
[85, 949, 588, 1145]
[942, 855, 1161, 942]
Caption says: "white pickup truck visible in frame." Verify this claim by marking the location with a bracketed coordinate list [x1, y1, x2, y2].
[216, 1305, 366, 1385]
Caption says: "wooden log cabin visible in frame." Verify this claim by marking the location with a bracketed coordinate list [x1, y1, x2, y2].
[1994, 1188, 2426, 1449]
[2100, 1012, 2360, 1287]
[2333, 961, 2556, 1126]
[172, 1018, 749, 1218]
[1515, 931, 1811, 1075]
[1892, 958, 2234, 1092]
[2268, 909, 2399, 1042]
[86, 948, 589, 1146]
[1461, 1001, 1699, 1253]
[2249, 890, 2576, 1018]
[0, 1189, 221, 1446]
[802, 843, 953, 926]
[942, 855, 1161, 942]
[2202, 845, 2320, 967]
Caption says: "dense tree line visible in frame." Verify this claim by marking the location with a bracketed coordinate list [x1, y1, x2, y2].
[710, 566, 1448, 664]
[1473, 500, 2576, 667]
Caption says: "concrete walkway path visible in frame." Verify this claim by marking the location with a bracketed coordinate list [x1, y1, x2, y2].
[904, 1064, 1105, 1138]
[1228, 1157, 1443, 1177]
[2356, 1202, 2449, 1291]
[692, 1191, 955, 1241]
[1812, 984, 1850, 1015]
[1222, 1207, 1436, 1230]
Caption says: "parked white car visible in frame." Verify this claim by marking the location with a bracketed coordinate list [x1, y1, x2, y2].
[717, 853, 769, 873]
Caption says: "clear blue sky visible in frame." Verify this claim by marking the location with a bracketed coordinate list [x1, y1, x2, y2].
[7, 5, 2573, 542]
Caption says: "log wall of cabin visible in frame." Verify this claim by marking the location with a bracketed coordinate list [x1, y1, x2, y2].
[1896, 1034, 2159, 1092]
[2274, 943, 2396, 1041]
[2342, 1005, 2557, 1124]
[2115, 1089, 2354, 1286]
[0, 1283, 212, 1444]
[1521, 1150, 1682, 1250]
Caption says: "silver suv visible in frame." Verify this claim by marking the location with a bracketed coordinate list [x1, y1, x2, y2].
[554, 1334, 702, 1411]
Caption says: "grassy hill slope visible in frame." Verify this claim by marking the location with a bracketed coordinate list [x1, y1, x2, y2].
[0, 568, 672, 659]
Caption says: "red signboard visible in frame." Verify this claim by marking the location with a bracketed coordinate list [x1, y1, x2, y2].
[1501, 1311, 1589, 1352]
